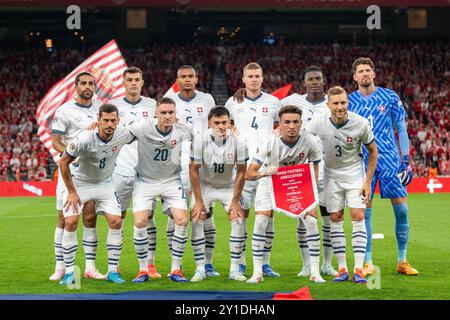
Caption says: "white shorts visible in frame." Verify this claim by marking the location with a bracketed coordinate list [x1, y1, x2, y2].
[56, 163, 80, 211]
[318, 177, 326, 208]
[254, 177, 274, 212]
[56, 168, 66, 211]
[191, 183, 247, 213]
[133, 177, 187, 213]
[241, 179, 259, 210]
[112, 172, 135, 212]
[325, 177, 366, 213]
[180, 144, 191, 193]
[62, 180, 122, 217]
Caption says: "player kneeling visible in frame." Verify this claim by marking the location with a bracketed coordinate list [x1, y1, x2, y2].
[246, 105, 325, 284]
[59, 104, 135, 286]
[306, 86, 378, 284]
[189, 106, 249, 282]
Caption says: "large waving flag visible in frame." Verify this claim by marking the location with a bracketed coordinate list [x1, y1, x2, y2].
[36, 40, 128, 162]
[164, 81, 180, 96]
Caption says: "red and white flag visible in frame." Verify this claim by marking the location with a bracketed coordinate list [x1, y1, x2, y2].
[271, 83, 292, 100]
[164, 81, 179, 96]
[36, 39, 128, 162]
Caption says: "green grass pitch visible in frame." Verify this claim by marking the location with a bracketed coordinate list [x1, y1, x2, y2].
[0, 194, 449, 300]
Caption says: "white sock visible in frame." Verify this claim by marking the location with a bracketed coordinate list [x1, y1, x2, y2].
[166, 217, 175, 254]
[147, 217, 157, 265]
[239, 218, 248, 267]
[191, 220, 206, 271]
[82, 227, 97, 270]
[54, 227, 64, 270]
[230, 220, 245, 273]
[297, 218, 310, 269]
[263, 216, 274, 266]
[321, 215, 333, 267]
[62, 230, 78, 274]
[133, 226, 149, 271]
[107, 228, 123, 273]
[171, 225, 188, 272]
[252, 215, 269, 275]
[330, 220, 347, 271]
[352, 219, 367, 272]
[204, 216, 216, 265]
[304, 215, 321, 276]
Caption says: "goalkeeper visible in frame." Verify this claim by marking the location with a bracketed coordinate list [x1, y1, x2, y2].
[348, 57, 418, 276]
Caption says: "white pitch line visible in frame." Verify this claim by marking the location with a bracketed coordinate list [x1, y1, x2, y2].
[0, 214, 56, 219]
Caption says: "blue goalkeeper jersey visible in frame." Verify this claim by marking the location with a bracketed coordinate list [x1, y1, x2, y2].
[348, 86, 406, 173]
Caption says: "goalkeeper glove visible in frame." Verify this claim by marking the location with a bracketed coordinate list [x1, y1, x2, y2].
[397, 155, 413, 186]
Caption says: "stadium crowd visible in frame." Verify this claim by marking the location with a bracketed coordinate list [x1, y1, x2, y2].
[0, 41, 448, 181]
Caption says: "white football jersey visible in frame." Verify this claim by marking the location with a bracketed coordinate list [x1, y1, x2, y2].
[225, 92, 279, 161]
[165, 90, 215, 133]
[191, 130, 248, 188]
[279, 93, 328, 128]
[65, 126, 135, 184]
[129, 118, 191, 183]
[306, 111, 375, 181]
[254, 132, 322, 169]
[51, 99, 102, 146]
[109, 96, 157, 177]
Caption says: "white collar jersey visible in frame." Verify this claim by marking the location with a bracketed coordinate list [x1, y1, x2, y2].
[109, 96, 157, 177]
[65, 126, 135, 184]
[253, 132, 322, 169]
[279, 93, 328, 128]
[225, 92, 279, 161]
[191, 130, 248, 188]
[306, 111, 375, 181]
[128, 118, 192, 183]
[165, 90, 215, 133]
[51, 98, 102, 146]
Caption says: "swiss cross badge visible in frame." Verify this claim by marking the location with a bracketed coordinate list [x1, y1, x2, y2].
[197, 107, 203, 113]
[143, 111, 148, 118]
[227, 153, 234, 160]
[112, 146, 117, 153]
[379, 105, 386, 113]
[171, 139, 177, 146]
[298, 152, 305, 160]
[346, 137, 353, 143]
[262, 107, 268, 113]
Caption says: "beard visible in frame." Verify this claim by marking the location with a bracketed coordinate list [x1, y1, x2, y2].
[79, 91, 93, 100]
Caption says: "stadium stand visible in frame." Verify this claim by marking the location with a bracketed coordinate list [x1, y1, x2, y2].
[0, 41, 448, 181]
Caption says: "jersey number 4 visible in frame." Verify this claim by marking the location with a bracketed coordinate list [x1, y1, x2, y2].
[251, 116, 259, 130]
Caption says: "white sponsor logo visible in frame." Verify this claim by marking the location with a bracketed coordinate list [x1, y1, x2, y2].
[23, 183, 43, 196]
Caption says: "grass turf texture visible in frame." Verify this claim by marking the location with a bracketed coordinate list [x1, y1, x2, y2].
[0, 194, 449, 300]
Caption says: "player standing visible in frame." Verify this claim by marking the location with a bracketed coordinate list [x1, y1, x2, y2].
[348, 57, 418, 276]
[128, 97, 191, 283]
[50, 72, 104, 281]
[307, 86, 378, 284]
[279, 65, 338, 277]
[245, 105, 324, 283]
[58, 103, 135, 285]
[189, 106, 248, 282]
[109, 66, 161, 278]
[224, 62, 280, 278]
[165, 65, 218, 277]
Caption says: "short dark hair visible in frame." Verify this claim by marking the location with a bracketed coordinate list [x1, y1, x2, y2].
[177, 65, 196, 77]
[278, 105, 302, 119]
[98, 103, 118, 118]
[75, 71, 95, 85]
[352, 57, 375, 74]
[123, 66, 143, 78]
[208, 105, 230, 120]
[156, 97, 176, 107]
[301, 65, 322, 81]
